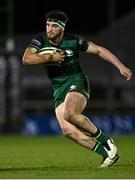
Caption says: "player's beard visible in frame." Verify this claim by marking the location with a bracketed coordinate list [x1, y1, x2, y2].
[47, 29, 63, 42]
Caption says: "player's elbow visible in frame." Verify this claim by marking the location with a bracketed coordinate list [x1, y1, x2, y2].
[22, 56, 30, 65]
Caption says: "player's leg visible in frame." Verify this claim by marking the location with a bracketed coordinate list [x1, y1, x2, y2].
[63, 91, 119, 166]
[63, 92, 108, 142]
[64, 92, 96, 134]
[55, 102, 108, 159]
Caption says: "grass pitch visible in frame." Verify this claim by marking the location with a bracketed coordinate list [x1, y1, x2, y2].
[0, 135, 135, 179]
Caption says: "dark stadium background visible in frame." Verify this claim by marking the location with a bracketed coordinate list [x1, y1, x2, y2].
[11, 1, 135, 33]
[1, 0, 135, 33]
[0, 0, 135, 135]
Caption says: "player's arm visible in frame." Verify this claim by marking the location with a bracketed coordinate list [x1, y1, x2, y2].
[22, 48, 53, 65]
[86, 42, 132, 80]
[22, 47, 65, 65]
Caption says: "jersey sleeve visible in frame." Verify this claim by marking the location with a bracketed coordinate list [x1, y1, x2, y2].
[28, 33, 44, 51]
[76, 35, 89, 52]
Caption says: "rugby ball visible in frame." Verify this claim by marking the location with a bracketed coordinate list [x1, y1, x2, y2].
[38, 47, 59, 55]
[38, 47, 60, 65]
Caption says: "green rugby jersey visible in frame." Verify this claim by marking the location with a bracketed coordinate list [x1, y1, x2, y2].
[29, 32, 89, 88]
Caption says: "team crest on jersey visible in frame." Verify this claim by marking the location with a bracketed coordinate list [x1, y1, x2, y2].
[65, 49, 74, 56]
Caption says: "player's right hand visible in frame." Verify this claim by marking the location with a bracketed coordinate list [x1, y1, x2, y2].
[52, 49, 65, 63]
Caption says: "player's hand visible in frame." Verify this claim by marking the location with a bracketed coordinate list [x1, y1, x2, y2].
[119, 65, 132, 80]
[52, 49, 65, 63]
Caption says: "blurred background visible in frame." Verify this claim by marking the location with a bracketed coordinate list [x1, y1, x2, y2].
[0, 0, 135, 135]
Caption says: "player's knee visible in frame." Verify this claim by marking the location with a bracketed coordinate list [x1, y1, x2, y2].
[62, 126, 73, 138]
[63, 111, 75, 123]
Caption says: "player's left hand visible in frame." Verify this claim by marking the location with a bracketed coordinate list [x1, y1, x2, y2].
[119, 66, 132, 80]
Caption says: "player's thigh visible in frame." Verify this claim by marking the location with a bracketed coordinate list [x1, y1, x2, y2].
[55, 102, 65, 128]
[55, 102, 78, 131]
[64, 91, 87, 114]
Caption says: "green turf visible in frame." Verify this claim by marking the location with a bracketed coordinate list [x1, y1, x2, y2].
[0, 135, 135, 179]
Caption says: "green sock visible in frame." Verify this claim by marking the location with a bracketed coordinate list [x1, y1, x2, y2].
[93, 129, 109, 143]
[92, 142, 108, 158]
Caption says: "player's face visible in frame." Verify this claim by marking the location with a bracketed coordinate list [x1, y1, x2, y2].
[46, 22, 63, 41]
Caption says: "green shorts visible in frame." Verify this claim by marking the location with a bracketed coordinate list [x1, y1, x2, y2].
[53, 74, 90, 109]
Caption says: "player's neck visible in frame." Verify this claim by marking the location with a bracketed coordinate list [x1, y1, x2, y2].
[49, 40, 59, 46]
[49, 32, 63, 46]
